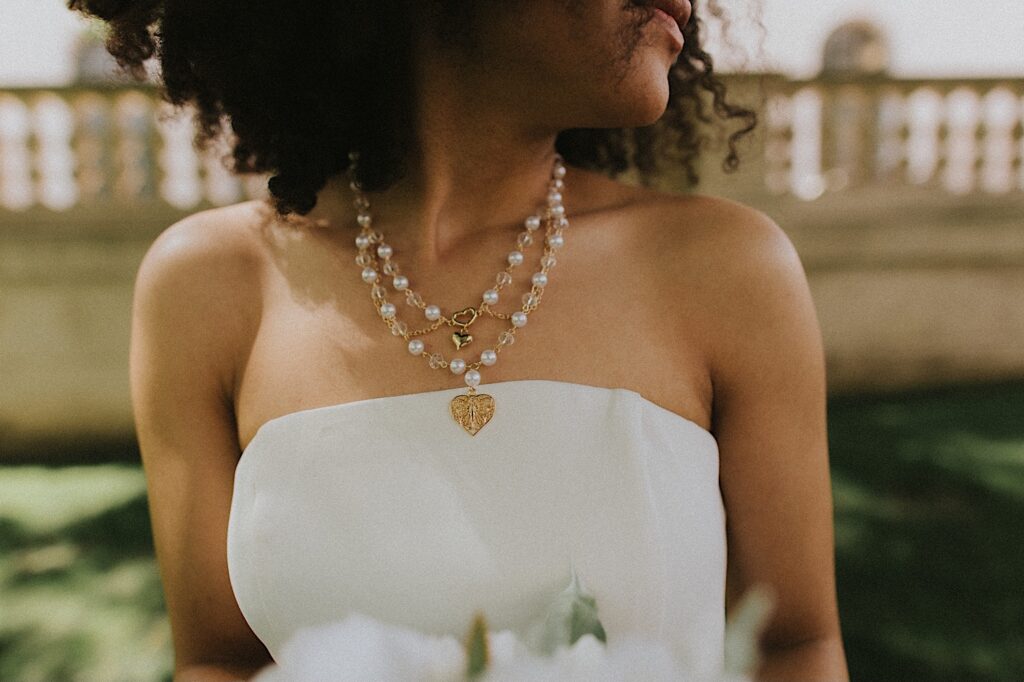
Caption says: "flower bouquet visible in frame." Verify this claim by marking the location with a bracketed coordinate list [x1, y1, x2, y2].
[252, 570, 774, 682]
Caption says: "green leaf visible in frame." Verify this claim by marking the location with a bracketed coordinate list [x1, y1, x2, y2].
[463, 611, 490, 679]
[523, 567, 607, 656]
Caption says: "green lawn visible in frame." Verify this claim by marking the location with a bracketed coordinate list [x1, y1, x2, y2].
[1, 380, 1022, 681]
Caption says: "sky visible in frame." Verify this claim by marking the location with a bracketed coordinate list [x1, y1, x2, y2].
[0, 0, 1022, 85]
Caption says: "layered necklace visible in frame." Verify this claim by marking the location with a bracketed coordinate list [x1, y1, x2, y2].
[347, 152, 569, 436]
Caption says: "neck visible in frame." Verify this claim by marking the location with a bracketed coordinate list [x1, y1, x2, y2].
[314, 38, 563, 264]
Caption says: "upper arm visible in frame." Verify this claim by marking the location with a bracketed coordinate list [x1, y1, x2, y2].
[700, 202, 841, 648]
[129, 209, 271, 674]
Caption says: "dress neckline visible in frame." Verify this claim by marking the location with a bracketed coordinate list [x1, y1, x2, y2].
[240, 378, 713, 454]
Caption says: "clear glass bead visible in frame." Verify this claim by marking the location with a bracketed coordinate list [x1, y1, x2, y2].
[356, 253, 373, 267]
[495, 271, 513, 287]
[522, 292, 539, 308]
[371, 230, 384, 242]
[406, 290, 424, 307]
[382, 261, 399, 276]
[428, 353, 444, 369]
[516, 232, 534, 250]
[391, 320, 408, 336]
[498, 330, 516, 346]
[371, 284, 387, 302]
[541, 254, 557, 269]
[357, 214, 372, 228]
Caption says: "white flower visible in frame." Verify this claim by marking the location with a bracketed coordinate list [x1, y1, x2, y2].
[250, 579, 775, 682]
[251, 612, 466, 682]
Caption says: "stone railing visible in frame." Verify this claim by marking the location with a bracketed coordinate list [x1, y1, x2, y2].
[759, 74, 1024, 199]
[0, 85, 263, 219]
[1, 75, 1023, 217]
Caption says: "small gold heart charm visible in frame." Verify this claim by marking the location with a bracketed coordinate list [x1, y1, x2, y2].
[450, 392, 495, 436]
[452, 330, 473, 349]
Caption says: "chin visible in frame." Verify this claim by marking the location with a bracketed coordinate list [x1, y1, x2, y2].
[606, 67, 673, 128]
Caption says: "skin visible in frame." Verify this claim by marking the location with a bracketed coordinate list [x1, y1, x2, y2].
[130, 1, 849, 680]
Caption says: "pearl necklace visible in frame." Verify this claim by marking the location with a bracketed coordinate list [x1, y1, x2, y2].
[347, 152, 569, 435]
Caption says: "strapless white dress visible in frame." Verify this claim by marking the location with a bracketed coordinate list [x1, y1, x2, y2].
[227, 379, 726, 676]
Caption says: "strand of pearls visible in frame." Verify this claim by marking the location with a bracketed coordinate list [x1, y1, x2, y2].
[348, 152, 568, 389]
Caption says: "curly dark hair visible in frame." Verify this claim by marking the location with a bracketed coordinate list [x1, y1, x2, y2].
[69, 0, 757, 216]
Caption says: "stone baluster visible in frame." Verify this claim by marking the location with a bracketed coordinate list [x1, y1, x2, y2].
[0, 94, 34, 210]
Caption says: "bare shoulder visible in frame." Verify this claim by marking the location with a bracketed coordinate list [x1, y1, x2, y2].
[133, 200, 270, 399]
[138, 200, 270, 281]
[593, 179, 820, 400]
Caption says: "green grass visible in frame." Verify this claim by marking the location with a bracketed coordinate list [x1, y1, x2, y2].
[1, 381, 1023, 681]
[829, 380, 1024, 681]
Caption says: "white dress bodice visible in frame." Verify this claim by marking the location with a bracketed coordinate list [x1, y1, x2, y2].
[227, 379, 727, 675]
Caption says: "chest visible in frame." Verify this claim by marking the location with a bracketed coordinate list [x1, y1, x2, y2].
[234, 218, 713, 449]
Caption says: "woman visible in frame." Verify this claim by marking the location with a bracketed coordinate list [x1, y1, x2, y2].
[71, 0, 849, 679]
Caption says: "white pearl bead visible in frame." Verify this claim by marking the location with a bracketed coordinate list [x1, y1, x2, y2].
[547, 191, 562, 206]
[532, 272, 548, 288]
[449, 358, 466, 375]
[511, 311, 528, 327]
[483, 289, 499, 305]
[508, 251, 524, 266]
[408, 339, 424, 354]
[392, 275, 409, 290]
[525, 215, 541, 231]
[549, 204, 565, 218]
[464, 369, 481, 387]
[357, 214, 372, 228]
[376, 244, 393, 259]
[547, 233, 564, 249]
[554, 164, 567, 179]
[480, 349, 497, 366]
[380, 302, 396, 319]
[425, 305, 441, 321]
[361, 267, 378, 283]
[355, 234, 371, 249]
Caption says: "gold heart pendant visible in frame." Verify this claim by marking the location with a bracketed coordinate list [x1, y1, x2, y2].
[452, 330, 473, 349]
[450, 392, 495, 436]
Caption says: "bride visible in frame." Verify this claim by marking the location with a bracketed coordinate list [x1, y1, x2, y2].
[71, 0, 848, 679]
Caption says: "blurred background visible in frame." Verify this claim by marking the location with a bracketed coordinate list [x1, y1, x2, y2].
[1, 1, 1022, 680]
